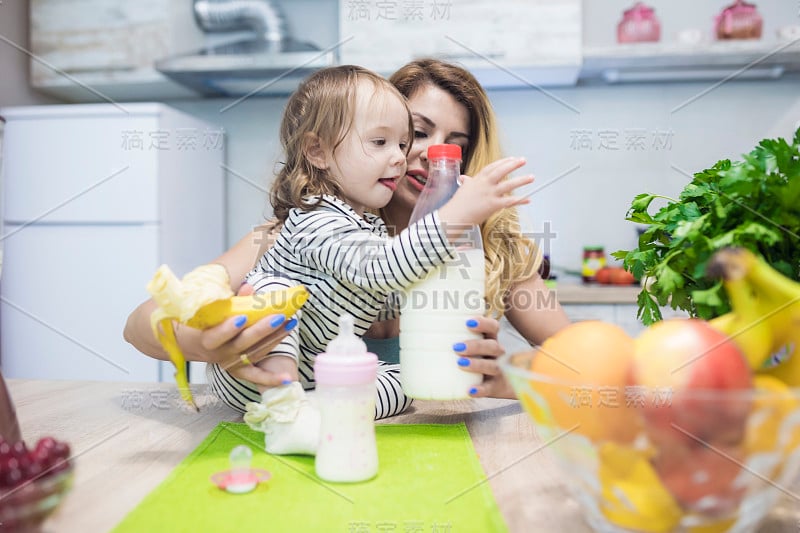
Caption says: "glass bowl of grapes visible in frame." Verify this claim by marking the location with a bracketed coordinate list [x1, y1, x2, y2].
[0, 436, 74, 532]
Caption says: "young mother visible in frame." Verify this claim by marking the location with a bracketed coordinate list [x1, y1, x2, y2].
[123, 59, 570, 411]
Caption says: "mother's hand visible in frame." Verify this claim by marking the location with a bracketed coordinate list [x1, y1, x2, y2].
[455, 316, 517, 400]
[194, 282, 297, 387]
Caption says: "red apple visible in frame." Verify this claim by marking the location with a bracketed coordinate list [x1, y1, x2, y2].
[653, 440, 746, 513]
[631, 319, 753, 510]
[630, 318, 753, 447]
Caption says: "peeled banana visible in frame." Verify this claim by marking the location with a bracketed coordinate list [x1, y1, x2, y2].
[707, 248, 800, 384]
[147, 264, 309, 410]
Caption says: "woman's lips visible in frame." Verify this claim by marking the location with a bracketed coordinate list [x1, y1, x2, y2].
[406, 171, 427, 192]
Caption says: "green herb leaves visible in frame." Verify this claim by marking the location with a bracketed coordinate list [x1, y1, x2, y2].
[613, 127, 800, 325]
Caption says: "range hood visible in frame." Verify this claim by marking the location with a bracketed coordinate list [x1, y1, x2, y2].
[156, 0, 334, 97]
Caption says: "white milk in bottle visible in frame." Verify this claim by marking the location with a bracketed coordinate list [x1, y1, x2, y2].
[314, 314, 379, 482]
[399, 144, 484, 400]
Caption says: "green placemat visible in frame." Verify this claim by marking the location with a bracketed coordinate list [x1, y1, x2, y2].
[113, 422, 508, 533]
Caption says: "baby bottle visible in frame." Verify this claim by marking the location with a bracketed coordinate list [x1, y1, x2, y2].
[314, 314, 378, 483]
[399, 144, 484, 400]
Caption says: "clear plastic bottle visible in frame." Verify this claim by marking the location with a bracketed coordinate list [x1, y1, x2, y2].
[399, 144, 484, 400]
[313, 314, 378, 482]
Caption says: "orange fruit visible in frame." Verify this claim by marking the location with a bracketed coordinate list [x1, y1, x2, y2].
[528, 320, 640, 444]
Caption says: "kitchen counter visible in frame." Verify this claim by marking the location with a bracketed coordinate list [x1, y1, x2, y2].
[551, 280, 641, 304]
[8, 379, 799, 532]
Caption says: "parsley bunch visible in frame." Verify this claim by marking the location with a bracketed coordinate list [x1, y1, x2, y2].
[613, 127, 800, 325]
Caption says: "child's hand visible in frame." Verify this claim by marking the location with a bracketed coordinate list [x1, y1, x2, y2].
[438, 156, 533, 231]
[230, 364, 294, 392]
[229, 350, 297, 392]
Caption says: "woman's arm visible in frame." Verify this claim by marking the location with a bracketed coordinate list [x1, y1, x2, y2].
[123, 228, 277, 363]
[504, 273, 571, 347]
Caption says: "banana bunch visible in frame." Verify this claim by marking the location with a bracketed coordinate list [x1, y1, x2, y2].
[707, 248, 800, 383]
[146, 264, 309, 410]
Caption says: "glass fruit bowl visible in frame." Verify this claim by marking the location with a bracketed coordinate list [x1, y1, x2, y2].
[0, 437, 74, 532]
[499, 350, 800, 533]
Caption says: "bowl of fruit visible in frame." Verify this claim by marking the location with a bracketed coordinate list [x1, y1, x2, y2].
[500, 249, 800, 532]
[0, 371, 74, 532]
[0, 436, 74, 532]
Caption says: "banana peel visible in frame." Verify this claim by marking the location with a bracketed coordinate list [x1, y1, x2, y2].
[146, 264, 309, 410]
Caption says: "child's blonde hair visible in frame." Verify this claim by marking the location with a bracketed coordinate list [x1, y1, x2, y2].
[390, 59, 543, 318]
[271, 65, 414, 223]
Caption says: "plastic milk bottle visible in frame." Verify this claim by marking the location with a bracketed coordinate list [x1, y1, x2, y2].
[314, 314, 379, 482]
[399, 144, 484, 400]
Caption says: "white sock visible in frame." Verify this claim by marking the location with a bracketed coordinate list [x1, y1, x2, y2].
[243, 382, 320, 456]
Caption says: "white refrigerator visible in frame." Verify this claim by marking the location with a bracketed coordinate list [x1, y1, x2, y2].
[0, 103, 225, 383]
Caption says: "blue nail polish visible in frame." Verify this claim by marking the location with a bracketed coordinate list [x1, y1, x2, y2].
[469, 387, 478, 396]
[270, 314, 286, 327]
[282, 379, 292, 385]
[457, 357, 470, 367]
[452, 342, 466, 352]
[466, 319, 479, 328]
[234, 315, 247, 328]
[285, 318, 298, 331]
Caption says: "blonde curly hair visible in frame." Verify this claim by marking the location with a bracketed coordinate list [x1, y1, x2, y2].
[389, 59, 542, 318]
[270, 65, 413, 223]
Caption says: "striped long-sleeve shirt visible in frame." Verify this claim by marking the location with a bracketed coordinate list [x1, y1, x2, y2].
[252, 194, 455, 379]
[208, 195, 456, 419]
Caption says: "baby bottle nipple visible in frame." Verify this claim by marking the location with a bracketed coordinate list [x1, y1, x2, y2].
[210, 444, 272, 493]
[326, 314, 367, 355]
[227, 445, 256, 493]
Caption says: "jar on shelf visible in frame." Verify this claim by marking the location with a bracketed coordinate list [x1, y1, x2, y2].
[617, 2, 661, 44]
[715, 0, 763, 40]
[582, 247, 607, 283]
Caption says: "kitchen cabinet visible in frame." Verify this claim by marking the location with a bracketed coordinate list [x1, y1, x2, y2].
[555, 281, 688, 337]
[28, 0, 800, 101]
[580, 0, 800, 84]
[0, 103, 225, 383]
[560, 303, 639, 337]
[29, 0, 205, 101]
[338, 0, 583, 89]
[561, 303, 689, 337]
[581, 37, 800, 84]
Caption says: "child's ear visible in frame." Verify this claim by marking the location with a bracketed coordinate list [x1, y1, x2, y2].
[303, 133, 329, 170]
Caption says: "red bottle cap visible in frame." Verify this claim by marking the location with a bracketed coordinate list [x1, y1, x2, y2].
[428, 144, 462, 161]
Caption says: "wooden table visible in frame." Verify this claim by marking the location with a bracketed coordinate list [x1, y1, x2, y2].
[7, 380, 799, 532]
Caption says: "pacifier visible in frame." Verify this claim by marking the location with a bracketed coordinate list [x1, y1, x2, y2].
[210, 445, 271, 494]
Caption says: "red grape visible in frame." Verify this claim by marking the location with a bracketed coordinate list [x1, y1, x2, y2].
[0, 436, 72, 488]
[34, 437, 56, 454]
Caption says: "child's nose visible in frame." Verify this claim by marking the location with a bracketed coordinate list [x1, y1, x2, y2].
[393, 146, 407, 164]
